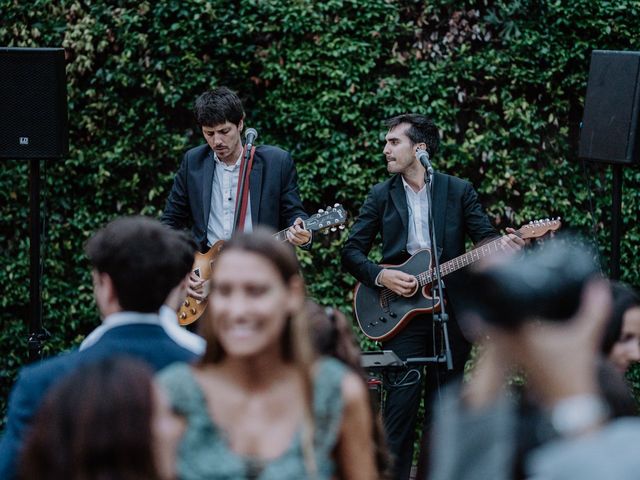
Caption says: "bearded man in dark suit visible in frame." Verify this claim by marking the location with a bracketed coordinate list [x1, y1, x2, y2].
[342, 114, 524, 480]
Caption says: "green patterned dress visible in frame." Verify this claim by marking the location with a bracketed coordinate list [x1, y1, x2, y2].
[157, 357, 348, 480]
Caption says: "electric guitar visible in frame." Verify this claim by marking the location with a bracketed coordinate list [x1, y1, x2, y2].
[178, 204, 348, 325]
[353, 219, 561, 341]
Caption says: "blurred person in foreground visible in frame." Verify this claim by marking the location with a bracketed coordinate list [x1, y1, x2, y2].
[0, 216, 200, 480]
[78, 234, 207, 355]
[429, 239, 640, 480]
[306, 300, 393, 480]
[20, 356, 183, 480]
[601, 281, 640, 375]
[157, 229, 376, 479]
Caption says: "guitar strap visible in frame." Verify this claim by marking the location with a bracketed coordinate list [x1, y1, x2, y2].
[233, 145, 256, 233]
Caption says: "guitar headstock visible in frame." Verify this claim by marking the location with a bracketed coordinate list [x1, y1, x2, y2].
[518, 218, 562, 239]
[305, 204, 348, 234]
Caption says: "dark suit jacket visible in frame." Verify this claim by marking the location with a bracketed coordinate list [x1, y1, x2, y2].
[342, 172, 497, 289]
[161, 143, 308, 251]
[0, 322, 198, 480]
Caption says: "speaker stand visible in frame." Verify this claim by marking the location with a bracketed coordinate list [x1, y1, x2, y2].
[611, 164, 622, 280]
[28, 158, 50, 361]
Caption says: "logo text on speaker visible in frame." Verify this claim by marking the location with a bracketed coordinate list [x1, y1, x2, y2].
[19, 137, 29, 145]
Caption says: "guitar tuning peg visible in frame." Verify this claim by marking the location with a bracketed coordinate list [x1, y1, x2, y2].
[327, 206, 333, 211]
[331, 227, 337, 232]
[334, 203, 340, 207]
[318, 209, 325, 213]
[339, 225, 345, 230]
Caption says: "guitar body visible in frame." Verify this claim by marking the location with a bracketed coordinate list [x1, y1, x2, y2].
[178, 240, 224, 326]
[177, 204, 348, 326]
[354, 249, 441, 341]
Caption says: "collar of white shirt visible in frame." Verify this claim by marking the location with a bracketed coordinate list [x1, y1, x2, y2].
[401, 176, 427, 195]
[213, 149, 243, 169]
[79, 311, 161, 351]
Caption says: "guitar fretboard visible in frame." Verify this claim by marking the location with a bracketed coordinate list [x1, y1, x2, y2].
[273, 228, 290, 243]
[416, 232, 522, 286]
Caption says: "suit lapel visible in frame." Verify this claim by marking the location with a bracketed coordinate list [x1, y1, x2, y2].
[202, 150, 215, 228]
[431, 172, 448, 259]
[389, 176, 408, 231]
[249, 156, 263, 224]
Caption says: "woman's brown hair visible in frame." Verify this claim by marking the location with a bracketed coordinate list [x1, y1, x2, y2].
[306, 300, 393, 480]
[20, 356, 161, 480]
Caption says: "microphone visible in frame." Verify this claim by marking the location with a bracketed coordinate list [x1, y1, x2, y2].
[416, 148, 433, 176]
[244, 128, 258, 148]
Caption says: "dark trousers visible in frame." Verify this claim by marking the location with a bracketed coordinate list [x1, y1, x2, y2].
[382, 313, 471, 480]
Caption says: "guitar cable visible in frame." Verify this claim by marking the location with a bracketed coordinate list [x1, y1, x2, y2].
[383, 368, 422, 388]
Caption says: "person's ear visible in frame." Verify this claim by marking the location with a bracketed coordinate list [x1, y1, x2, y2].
[93, 271, 120, 315]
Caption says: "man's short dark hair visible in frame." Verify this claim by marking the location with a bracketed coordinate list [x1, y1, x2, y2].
[193, 87, 244, 127]
[85, 216, 196, 313]
[385, 114, 440, 157]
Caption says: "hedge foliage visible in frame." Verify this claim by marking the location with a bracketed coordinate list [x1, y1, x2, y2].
[2, 0, 640, 422]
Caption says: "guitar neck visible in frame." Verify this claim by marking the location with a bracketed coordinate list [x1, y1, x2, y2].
[273, 228, 290, 243]
[417, 232, 521, 286]
[273, 219, 310, 243]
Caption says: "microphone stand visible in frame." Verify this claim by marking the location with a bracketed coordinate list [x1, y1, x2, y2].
[426, 164, 453, 371]
[405, 152, 453, 371]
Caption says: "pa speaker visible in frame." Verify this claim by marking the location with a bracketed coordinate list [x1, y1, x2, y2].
[579, 50, 640, 165]
[0, 47, 68, 159]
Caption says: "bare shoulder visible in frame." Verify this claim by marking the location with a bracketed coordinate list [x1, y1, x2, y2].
[340, 371, 369, 406]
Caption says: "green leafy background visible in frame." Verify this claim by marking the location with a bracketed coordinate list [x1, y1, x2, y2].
[2, 0, 640, 422]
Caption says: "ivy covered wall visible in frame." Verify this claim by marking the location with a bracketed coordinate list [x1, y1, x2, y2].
[2, 0, 640, 420]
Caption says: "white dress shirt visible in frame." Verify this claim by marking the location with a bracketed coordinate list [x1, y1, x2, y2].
[158, 305, 206, 355]
[206, 150, 253, 246]
[402, 176, 431, 255]
[376, 177, 431, 286]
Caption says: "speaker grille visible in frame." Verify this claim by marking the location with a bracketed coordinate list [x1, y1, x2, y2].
[0, 47, 68, 159]
[579, 50, 640, 165]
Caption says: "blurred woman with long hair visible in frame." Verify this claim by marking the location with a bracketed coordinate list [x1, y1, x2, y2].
[158, 229, 376, 479]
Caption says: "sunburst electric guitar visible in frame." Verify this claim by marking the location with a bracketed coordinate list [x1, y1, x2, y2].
[178, 204, 348, 325]
[353, 219, 561, 341]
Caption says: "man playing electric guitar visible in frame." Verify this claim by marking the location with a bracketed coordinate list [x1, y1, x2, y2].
[161, 87, 311, 301]
[341, 114, 524, 480]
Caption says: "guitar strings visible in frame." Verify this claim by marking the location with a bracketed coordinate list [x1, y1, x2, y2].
[378, 232, 521, 306]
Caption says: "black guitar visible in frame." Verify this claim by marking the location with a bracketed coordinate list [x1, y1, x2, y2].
[353, 219, 561, 341]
